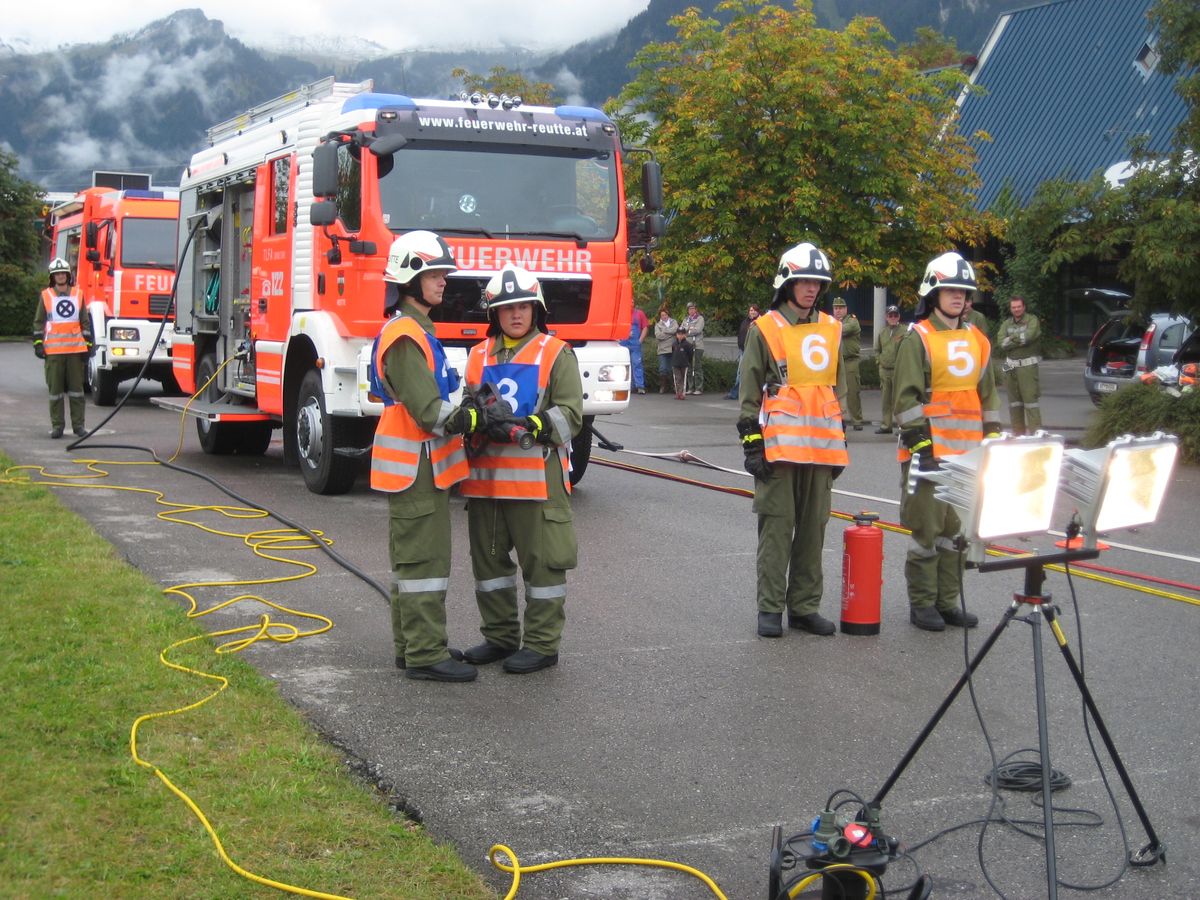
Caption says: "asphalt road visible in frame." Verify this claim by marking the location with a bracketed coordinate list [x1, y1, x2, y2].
[3, 342, 1198, 899]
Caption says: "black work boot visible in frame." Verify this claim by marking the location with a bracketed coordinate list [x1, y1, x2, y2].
[502, 648, 558, 674]
[757, 611, 783, 637]
[463, 641, 518, 665]
[50, 426, 64, 439]
[909, 606, 946, 632]
[788, 612, 835, 636]
[939, 607, 979, 628]
[405, 658, 477, 682]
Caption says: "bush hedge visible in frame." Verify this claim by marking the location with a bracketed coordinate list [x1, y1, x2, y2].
[1085, 383, 1200, 463]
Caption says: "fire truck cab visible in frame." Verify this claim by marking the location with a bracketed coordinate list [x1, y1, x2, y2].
[50, 184, 180, 405]
[166, 77, 663, 494]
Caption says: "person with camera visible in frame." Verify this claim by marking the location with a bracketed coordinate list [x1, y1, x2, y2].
[369, 231, 496, 684]
[737, 241, 848, 639]
[33, 257, 92, 439]
[894, 252, 1001, 632]
[459, 264, 583, 674]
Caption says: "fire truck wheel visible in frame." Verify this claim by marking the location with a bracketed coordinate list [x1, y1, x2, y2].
[296, 369, 358, 495]
[193, 353, 271, 456]
[568, 416, 593, 487]
[92, 364, 119, 407]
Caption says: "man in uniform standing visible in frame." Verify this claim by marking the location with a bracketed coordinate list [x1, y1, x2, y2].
[369, 231, 495, 683]
[460, 265, 583, 674]
[738, 242, 847, 639]
[996, 295, 1042, 435]
[894, 251, 1001, 632]
[833, 297, 863, 430]
[873, 304, 905, 434]
[33, 257, 92, 439]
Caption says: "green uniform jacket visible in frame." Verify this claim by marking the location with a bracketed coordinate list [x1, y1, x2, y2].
[873, 322, 906, 370]
[382, 301, 456, 434]
[738, 303, 847, 420]
[839, 314, 861, 360]
[893, 316, 1001, 435]
[964, 308, 989, 335]
[996, 314, 1042, 362]
[32, 288, 93, 347]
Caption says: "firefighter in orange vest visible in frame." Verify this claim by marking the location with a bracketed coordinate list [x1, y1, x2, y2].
[33, 257, 92, 438]
[738, 242, 848, 638]
[894, 252, 1002, 631]
[459, 265, 583, 674]
[368, 231, 495, 683]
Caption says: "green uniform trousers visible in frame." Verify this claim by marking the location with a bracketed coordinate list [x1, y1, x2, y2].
[1004, 364, 1041, 435]
[878, 367, 895, 430]
[843, 357, 862, 425]
[898, 461, 963, 612]
[387, 454, 454, 668]
[44, 353, 86, 431]
[467, 462, 577, 655]
[754, 463, 833, 616]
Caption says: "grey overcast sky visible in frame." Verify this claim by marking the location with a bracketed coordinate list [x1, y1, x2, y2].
[3, 1, 651, 53]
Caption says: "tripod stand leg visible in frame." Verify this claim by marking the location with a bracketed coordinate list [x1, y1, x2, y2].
[1029, 612, 1059, 899]
[1041, 606, 1167, 865]
[872, 601, 1021, 806]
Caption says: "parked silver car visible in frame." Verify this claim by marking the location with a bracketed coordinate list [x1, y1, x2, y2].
[1083, 311, 1193, 405]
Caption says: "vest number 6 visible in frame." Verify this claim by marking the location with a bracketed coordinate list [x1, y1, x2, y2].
[802, 334, 830, 371]
[947, 340, 975, 377]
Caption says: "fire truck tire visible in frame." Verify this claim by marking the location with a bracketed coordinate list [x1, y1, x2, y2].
[92, 364, 119, 407]
[569, 415, 593, 486]
[193, 353, 271, 456]
[295, 369, 358, 495]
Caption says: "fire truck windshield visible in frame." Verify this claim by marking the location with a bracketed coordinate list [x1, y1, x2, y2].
[378, 143, 618, 240]
[121, 217, 177, 269]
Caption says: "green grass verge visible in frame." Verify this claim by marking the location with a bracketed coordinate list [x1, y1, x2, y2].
[0, 453, 493, 900]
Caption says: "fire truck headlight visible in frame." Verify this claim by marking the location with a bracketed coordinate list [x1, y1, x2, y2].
[110, 327, 140, 342]
[598, 364, 629, 384]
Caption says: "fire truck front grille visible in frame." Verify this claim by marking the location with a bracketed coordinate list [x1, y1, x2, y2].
[148, 295, 175, 317]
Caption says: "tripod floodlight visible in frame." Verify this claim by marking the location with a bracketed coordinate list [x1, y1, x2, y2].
[1060, 433, 1179, 549]
[908, 433, 1065, 560]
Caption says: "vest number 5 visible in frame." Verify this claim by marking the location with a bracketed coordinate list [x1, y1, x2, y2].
[802, 334, 830, 371]
[947, 340, 975, 377]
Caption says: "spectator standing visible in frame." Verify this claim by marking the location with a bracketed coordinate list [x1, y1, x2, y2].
[726, 303, 760, 399]
[833, 297, 863, 429]
[653, 306, 679, 394]
[873, 304, 905, 433]
[996, 296, 1042, 434]
[621, 302, 650, 394]
[682, 301, 706, 394]
[670, 327, 693, 400]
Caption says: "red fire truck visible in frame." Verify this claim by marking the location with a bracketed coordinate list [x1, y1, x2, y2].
[49, 184, 180, 405]
[163, 77, 663, 493]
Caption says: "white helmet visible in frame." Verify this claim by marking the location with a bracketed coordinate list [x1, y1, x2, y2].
[918, 252, 976, 298]
[383, 231, 456, 285]
[484, 265, 546, 312]
[48, 257, 73, 285]
[771, 242, 832, 307]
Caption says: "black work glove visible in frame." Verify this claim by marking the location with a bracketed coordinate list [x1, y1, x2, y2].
[913, 450, 941, 473]
[737, 417, 772, 481]
[523, 413, 557, 446]
[86, 341, 96, 357]
[33, 340, 45, 360]
[481, 402, 528, 445]
[444, 404, 481, 435]
[901, 425, 939, 472]
[983, 422, 1003, 439]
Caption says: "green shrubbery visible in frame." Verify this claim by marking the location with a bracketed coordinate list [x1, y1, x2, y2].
[1085, 383, 1200, 463]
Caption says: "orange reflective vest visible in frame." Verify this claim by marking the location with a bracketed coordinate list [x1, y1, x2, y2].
[896, 320, 989, 463]
[369, 316, 468, 493]
[41, 289, 89, 355]
[754, 310, 849, 468]
[461, 333, 571, 500]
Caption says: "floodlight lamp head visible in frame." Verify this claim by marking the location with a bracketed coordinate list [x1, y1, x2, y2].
[1060, 432, 1179, 550]
[907, 432, 1066, 562]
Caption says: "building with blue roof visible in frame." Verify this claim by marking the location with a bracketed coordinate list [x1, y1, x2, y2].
[957, 0, 1189, 212]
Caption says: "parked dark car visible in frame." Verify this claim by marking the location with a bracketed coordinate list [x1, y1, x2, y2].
[1083, 311, 1193, 405]
[1174, 327, 1200, 388]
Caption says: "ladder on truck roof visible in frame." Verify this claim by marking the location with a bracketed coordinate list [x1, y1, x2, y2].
[206, 76, 374, 145]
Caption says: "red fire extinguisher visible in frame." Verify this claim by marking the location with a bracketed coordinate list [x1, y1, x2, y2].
[841, 511, 882, 635]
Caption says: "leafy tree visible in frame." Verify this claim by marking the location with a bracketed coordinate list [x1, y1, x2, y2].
[617, 0, 992, 316]
[0, 149, 45, 337]
[898, 26, 963, 70]
[451, 66, 559, 106]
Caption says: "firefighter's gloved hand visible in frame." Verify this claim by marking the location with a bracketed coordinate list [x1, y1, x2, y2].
[984, 422, 1003, 439]
[737, 417, 772, 481]
[444, 405, 481, 436]
[913, 449, 941, 473]
[86, 340, 95, 357]
[33, 340, 45, 360]
[482, 403, 528, 445]
[523, 414, 557, 446]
